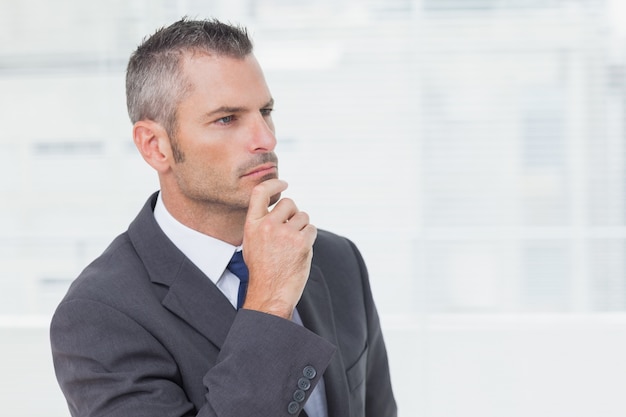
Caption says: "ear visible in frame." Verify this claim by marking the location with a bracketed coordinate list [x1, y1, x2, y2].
[133, 120, 173, 173]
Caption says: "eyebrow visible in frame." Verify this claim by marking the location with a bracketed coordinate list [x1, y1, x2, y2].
[203, 98, 274, 119]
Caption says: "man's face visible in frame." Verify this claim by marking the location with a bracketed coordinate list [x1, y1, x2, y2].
[167, 53, 278, 211]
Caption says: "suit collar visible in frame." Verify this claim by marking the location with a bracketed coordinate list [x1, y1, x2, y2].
[128, 192, 236, 349]
[153, 191, 237, 286]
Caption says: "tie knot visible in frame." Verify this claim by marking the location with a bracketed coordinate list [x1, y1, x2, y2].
[227, 250, 249, 284]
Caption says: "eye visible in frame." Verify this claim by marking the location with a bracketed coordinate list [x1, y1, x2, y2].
[260, 108, 273, 117]
[216, 115, 235, 125]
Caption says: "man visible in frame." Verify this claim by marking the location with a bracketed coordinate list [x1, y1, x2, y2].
[50, 18, 396, 417]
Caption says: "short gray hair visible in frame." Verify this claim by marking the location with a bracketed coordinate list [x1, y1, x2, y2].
[126, 18, 253, 141]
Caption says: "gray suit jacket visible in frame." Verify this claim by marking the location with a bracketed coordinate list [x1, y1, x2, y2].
[50, 193, 397, 417]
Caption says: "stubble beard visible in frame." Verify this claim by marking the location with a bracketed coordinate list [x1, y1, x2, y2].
[174, 152, 280, 212]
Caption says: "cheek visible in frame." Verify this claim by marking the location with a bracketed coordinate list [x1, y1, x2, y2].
[182, 131, 245, 178]
[200, 149, 240, 181]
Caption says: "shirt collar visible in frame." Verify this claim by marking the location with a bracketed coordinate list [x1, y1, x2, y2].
[153, 192, 238, 285]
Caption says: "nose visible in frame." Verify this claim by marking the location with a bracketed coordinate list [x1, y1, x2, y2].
[248, 113, 276, 153]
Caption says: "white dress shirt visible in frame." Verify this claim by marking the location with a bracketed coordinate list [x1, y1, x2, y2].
[153, 192, 328, 417]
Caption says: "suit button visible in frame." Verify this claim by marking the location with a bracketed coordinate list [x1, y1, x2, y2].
[287, 401, 300, 415]
[293, 389, 306, 402]
[303, 365, 317, 379]
[298, 377, 311, 391]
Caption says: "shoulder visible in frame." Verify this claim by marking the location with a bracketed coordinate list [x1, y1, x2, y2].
[313, 229, 360, 257]
[61, 194, 161, 305]
[61, 231, 147, 305]
[312, 229, 367, 279]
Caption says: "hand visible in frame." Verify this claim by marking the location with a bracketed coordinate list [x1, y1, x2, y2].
[241, 179, 317, 319]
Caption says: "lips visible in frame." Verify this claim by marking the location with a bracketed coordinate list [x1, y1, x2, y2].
[242, 163, 277, 178]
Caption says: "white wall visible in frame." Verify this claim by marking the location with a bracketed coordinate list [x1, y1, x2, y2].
[2, 1, 626, 416]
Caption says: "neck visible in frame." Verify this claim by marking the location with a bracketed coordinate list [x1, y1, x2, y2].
[160, 190, 247, 246]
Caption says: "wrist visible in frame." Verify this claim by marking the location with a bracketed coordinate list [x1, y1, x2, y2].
[243, 299, 295, 320]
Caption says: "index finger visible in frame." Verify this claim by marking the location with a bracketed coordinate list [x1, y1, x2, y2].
[247, 179, 288, 221]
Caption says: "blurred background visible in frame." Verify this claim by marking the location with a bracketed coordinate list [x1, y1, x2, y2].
[1, 0, 626, 415]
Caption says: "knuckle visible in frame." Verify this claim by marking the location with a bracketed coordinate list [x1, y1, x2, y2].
[277, 198, 297, 210]
[294, 231, 313, 251]
[297, 211, 309, 223]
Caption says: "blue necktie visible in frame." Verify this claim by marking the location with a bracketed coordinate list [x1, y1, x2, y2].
[227, 250, 249, 310]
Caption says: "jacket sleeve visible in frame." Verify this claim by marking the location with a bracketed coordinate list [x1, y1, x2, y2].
[205, 309, 336, 416]
[50, 299, 335, 417]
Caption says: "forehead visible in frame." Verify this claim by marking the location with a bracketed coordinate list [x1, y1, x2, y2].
[179, 52, 272, 106]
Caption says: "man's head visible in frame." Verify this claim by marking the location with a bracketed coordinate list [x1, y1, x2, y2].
[128, 18, 279, 231]
[126, 18, 253, 149]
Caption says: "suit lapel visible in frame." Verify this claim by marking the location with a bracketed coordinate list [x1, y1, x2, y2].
[160, 259, 236, 349]
[298, 264, 351, 417]
[128, 193, 236, 350]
